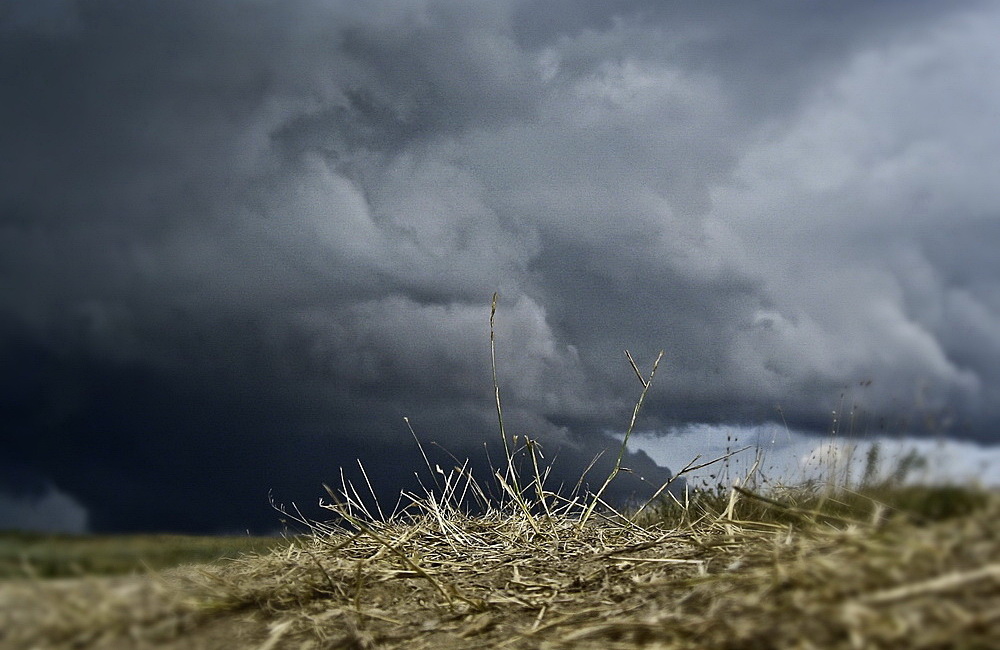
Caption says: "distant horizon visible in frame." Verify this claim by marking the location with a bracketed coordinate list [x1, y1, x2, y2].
[7, 425, 999, 536]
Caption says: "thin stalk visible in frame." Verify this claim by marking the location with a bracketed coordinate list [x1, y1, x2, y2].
[580, 350, 663, 529]
[490, 293, 511, 459]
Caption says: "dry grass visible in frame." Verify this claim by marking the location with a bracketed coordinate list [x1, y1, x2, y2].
[4, 482, 998, 649]
[187, 473, 999, 650]
[4, 296, 998, 648]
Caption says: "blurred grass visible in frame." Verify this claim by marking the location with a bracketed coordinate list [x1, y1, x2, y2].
[647, 481, 993, 529]
[0, 531, 296, 579]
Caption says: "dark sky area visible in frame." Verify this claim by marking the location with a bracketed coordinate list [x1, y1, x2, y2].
[2, 0, 999, 533]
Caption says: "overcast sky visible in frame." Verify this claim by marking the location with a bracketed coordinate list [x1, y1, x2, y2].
[3, 0, 999, 534]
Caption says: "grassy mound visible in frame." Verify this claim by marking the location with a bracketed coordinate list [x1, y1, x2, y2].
[3, 482, 997, 649]
[192, 479, 998, 650]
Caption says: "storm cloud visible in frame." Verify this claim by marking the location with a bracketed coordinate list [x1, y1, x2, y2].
[2, 0, 998, 533]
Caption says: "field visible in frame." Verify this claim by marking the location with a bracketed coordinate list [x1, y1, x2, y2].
[1, 481, 997, 649]
[0, 532, 294, 580]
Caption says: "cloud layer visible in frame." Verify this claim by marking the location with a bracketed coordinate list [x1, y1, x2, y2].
[2, 0, 997, 532]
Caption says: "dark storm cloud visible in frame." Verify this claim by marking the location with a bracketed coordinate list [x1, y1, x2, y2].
[2, 0, 998, 532]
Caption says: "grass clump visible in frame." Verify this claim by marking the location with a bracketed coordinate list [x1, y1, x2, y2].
[189, 295, 1000, 648]
[196, 465, 998, 649]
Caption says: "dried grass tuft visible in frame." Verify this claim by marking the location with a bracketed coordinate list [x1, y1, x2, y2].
[186, 480, 999, 649]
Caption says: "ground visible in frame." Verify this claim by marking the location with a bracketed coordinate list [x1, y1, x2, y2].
[2, 485, 998, 649]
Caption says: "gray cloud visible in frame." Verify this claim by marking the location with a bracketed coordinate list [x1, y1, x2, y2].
[0, 485, 89, 534]
[2, 0, 998, 532]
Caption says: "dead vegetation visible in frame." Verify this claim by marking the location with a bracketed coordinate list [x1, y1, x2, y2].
[4, 295, 998, 649]
[184, 472, 1000, 650]
[4, 480, 998, 649]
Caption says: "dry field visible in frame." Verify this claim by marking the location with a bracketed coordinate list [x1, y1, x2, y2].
[2, 478, 998, 649]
